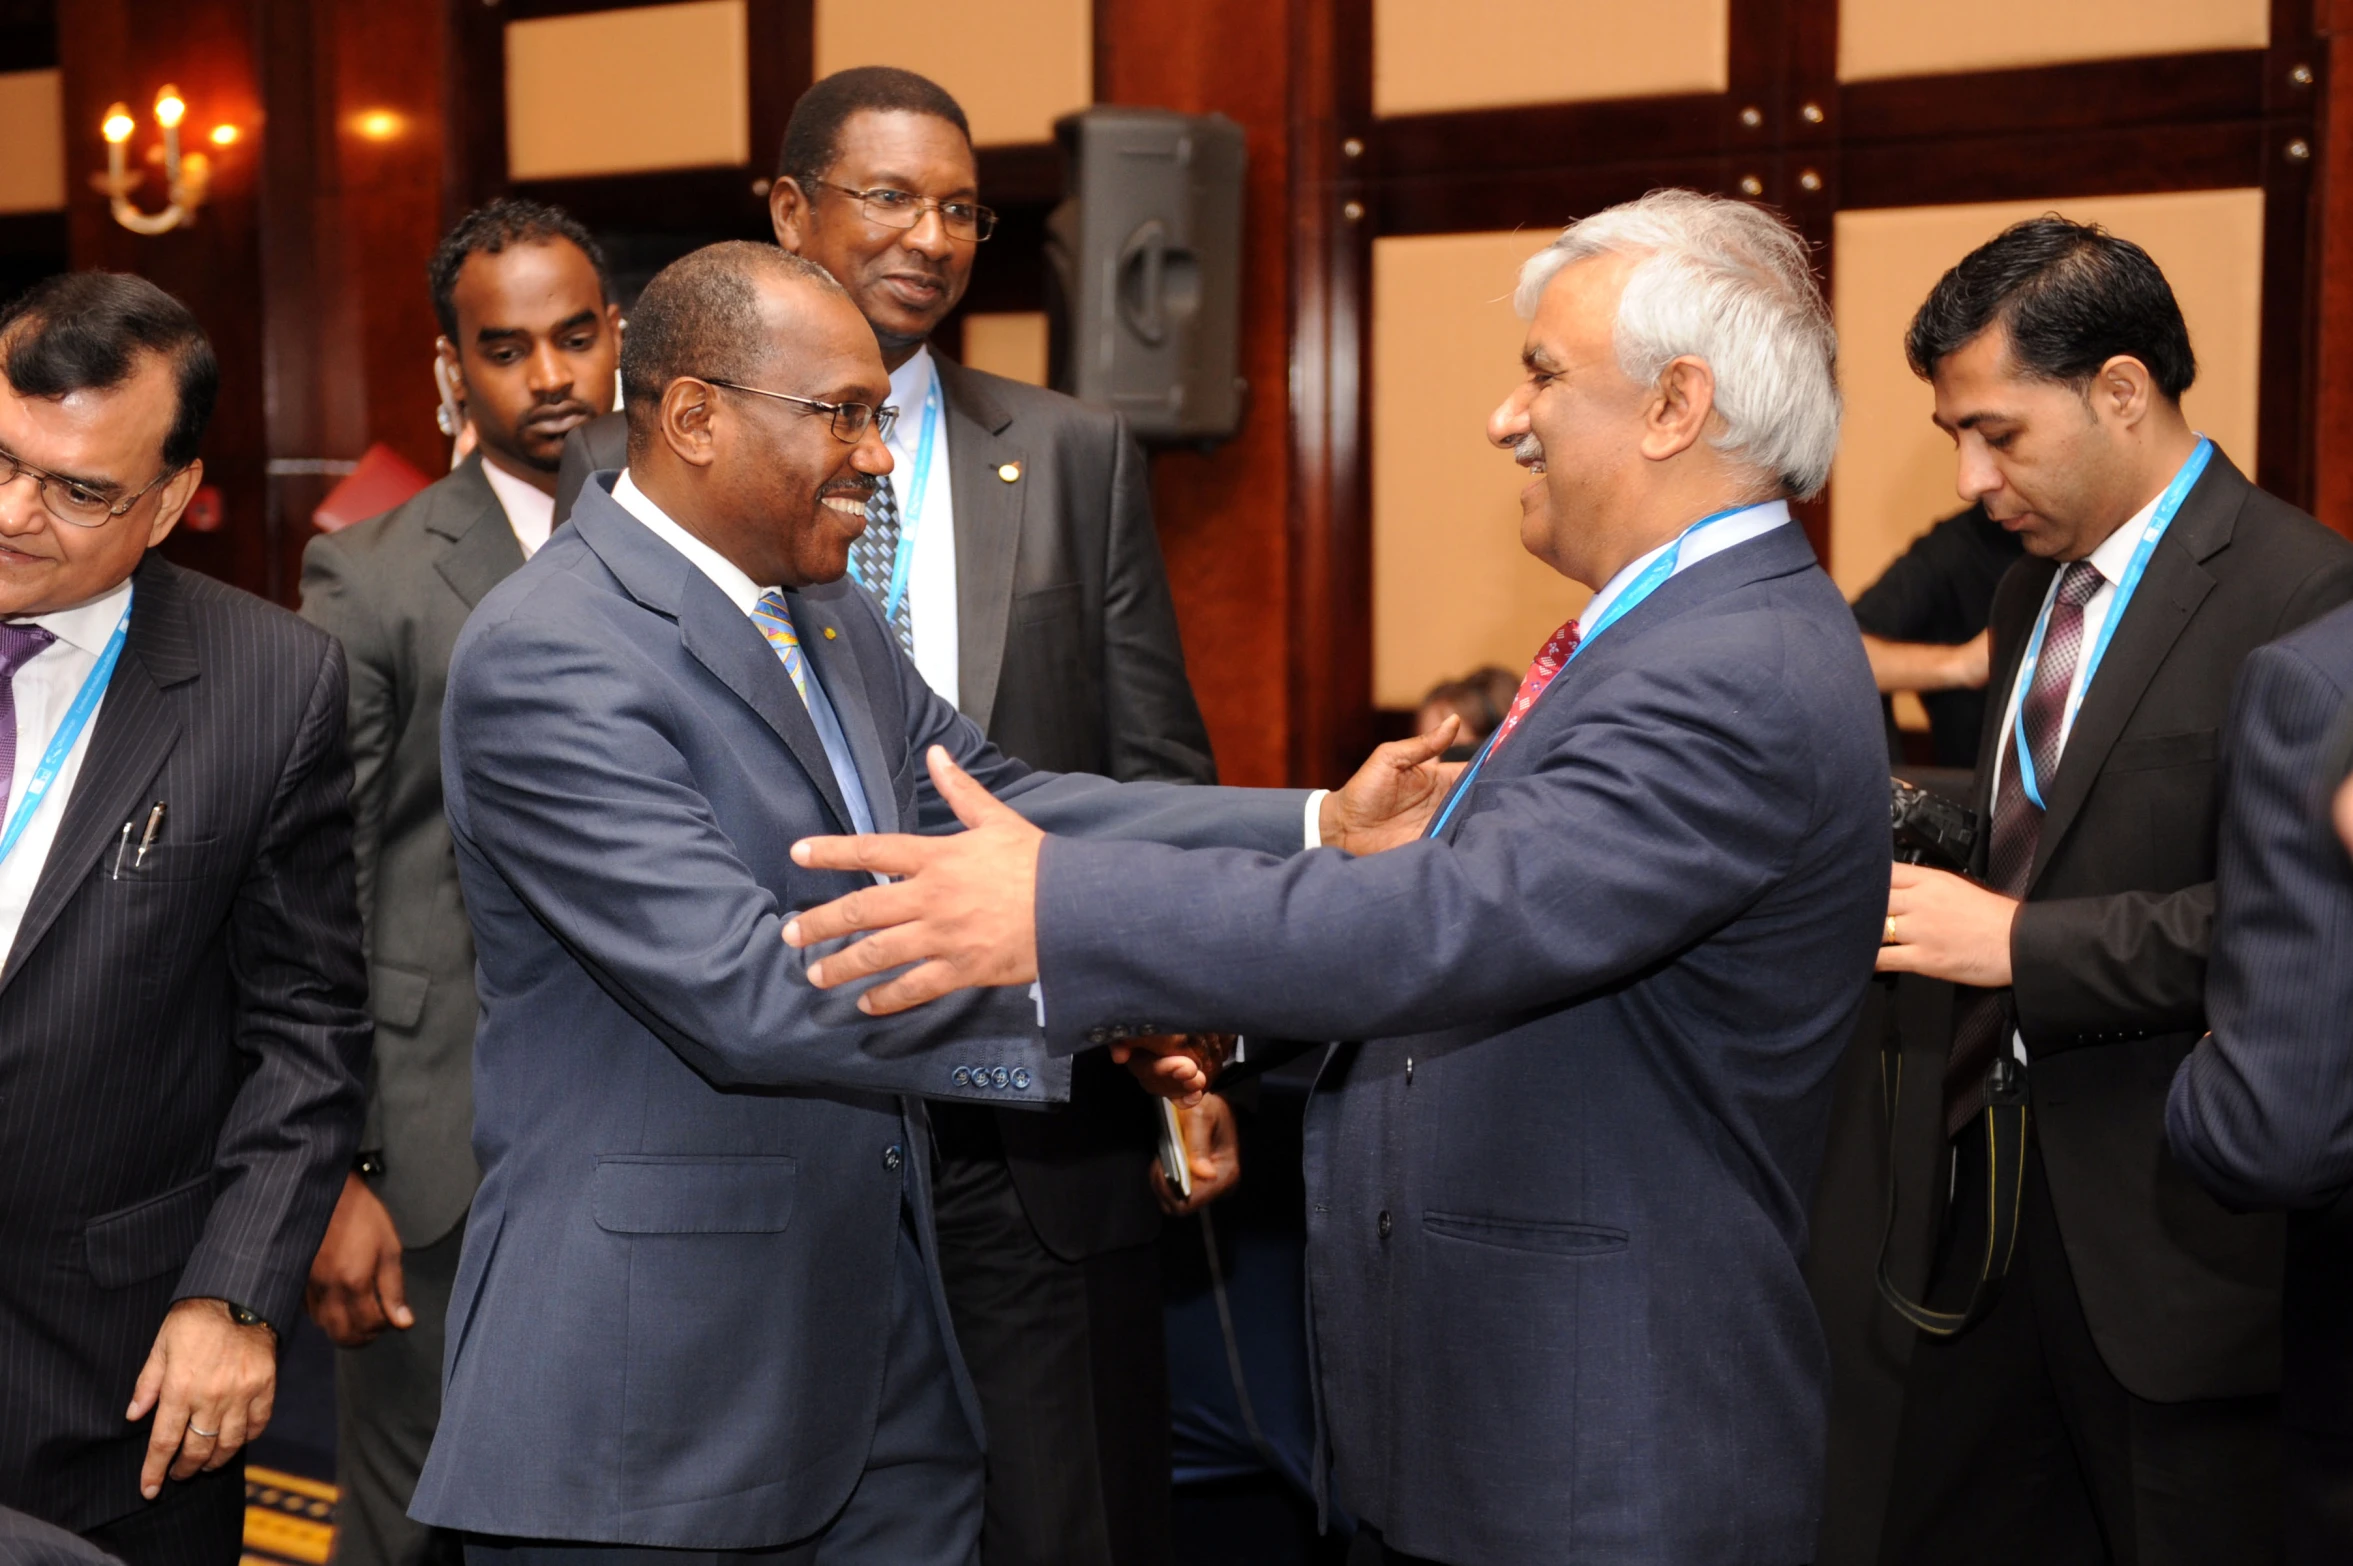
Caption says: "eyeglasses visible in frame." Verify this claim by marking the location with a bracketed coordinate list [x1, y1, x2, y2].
[699, 379, 899, 444]
[805, 179, 998, 243]
[0, 445, 184, 529]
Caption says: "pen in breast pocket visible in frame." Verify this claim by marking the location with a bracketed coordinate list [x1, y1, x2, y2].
[133, 802, 165, 869]
[110, 821, 133, 880]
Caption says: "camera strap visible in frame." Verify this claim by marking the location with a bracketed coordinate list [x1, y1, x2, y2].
[1874, 1033, 2030, 1337]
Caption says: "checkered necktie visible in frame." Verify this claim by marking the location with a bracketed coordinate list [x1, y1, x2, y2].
[1944, 560, 2104, 1132]
[0, 620, 58, 825]
[1487, 618, 1582, 755]
[850, 474, 914, 654]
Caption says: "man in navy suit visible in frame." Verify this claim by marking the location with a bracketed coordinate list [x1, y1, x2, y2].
[787, 191, 1890, 1564]
[2168, 599, 2353, 1561]
[408, 241, 1442, 1564]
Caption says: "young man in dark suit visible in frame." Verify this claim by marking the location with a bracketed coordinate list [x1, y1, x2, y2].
[2168, 598, 2353, 1561]
[0, 275, 369, 1565]
[298, 198, 618, 1566]
[1874, 218, 2353, 1564]
[555, 68, 1228, 1566]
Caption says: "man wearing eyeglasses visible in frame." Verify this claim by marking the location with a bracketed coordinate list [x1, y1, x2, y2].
[0, 273, 368, 1565]
[555, 67, 1228, 1566]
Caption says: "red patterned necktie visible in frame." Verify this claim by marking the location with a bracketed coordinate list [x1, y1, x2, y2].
[1943, 559, 2104, 1132]
[0, 620, 59, 826]
[1486, 618, 1582, 755]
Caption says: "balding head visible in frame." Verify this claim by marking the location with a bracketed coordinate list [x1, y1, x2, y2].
[618, 241, 893, 591]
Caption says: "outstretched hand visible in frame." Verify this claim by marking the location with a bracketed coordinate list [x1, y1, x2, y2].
[784, 746, 1042, 1015]
[1319, 716, 1468, 854]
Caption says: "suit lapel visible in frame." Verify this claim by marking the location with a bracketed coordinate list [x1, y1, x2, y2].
[790, 589, 899, 833]
[2026, 457, 2239, 886]
[938, 359, 1026, 731]
[0, 555, 195, 993]
[570, 485, 859, 835]
[429, 457, 525, 609]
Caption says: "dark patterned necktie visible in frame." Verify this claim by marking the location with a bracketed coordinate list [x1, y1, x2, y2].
[852, 473, 914, 654]
[1943, 560, 2104, 1133]
[0, 620, 59, 826]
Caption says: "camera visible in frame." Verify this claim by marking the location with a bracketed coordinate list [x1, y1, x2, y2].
[1890, 776, 1978, 873]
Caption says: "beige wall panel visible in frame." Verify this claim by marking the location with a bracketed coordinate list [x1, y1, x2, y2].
[1830, 189, 2263, 599]
[1839, 0, 2265, 81]
[507, 1, 749, 180]
[962, 312, 1049, 386]
[1374, 0, 1729, 116]
[816, 0, 1090, 147]
[0, 70, 66, 214]
[1372, 231, 1590, 710]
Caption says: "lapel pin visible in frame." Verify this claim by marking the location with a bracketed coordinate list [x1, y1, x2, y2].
[822, 626, 837, 639]
[997, 461, 1022, 483]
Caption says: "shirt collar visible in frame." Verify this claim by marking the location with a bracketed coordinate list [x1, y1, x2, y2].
[884, 345, 936, 455]
[2083, 485, 2160, 588]
[611, 469, 772, 617]
[7, 575, 134, 656]
[479, 456, 556, 558]
[1580, 499, 1792, 630]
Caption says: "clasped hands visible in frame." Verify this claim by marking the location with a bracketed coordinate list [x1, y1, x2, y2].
[781, 718, 1467, 1102]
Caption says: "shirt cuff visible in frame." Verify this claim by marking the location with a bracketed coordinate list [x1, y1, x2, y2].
[1303, 790, 1329, 850]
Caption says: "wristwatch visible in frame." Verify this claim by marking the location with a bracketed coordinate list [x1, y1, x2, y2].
[226, 1301, 269, 1331]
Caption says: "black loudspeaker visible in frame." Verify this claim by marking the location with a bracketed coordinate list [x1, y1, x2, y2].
[1045, 106, 1247, 445]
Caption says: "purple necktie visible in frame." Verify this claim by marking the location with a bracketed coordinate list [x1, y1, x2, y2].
[1944, 560, 2104, 1133]
[0, 620, 59, 828]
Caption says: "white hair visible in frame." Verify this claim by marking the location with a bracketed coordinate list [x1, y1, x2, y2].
[1515, 189, 1840, 499]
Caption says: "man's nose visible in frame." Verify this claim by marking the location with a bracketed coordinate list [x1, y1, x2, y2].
[900, 205, 956, 262]
[1954, 441, 2001, 504]
[851, 428, 895, 477]
[0, 467, 48, 533]
[525, 340, 573, 396]
[1488, 383, 1533, 449]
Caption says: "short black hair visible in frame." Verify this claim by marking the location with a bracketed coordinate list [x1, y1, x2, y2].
[619, 241, 845, 451]
[428, 197, 611, 340]
[1906, 215, 2197, 401]
[0, 271, 219, 470]
[778, 66, 972, 185]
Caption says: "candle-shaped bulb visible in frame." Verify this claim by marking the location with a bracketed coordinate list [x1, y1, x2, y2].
[103, 104, 135, 143]
[154, 87, 186, 129]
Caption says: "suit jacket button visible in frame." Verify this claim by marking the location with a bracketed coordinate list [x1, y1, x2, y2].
[1087, 1027, 1110, 1045]
[1012, 1068, 1031, 1090]
[883, 1145, 903, 1172]
[992, 1066, 1011, 1089]
[953, 1067, 972, 1087]
[1377, 1210, 1393, 1240]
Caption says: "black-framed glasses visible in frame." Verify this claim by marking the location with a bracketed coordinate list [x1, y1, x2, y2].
[700, 379, 899, 444]
[805, 179, 998, 243]
[0, 445, 184, 530]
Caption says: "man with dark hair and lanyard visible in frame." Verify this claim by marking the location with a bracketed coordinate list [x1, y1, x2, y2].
[1875, 216, 2353, 1563]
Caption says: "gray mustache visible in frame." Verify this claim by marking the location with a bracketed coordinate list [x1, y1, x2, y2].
[1513, 433, 1544, 464]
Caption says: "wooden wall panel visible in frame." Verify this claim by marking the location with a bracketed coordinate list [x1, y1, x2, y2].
[1373, 0, 1730, 116]
[816, 0, 1090, 146]
[1839, 0, 2268, 82]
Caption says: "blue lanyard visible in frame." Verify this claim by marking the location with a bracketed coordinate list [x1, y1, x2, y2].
[2007, 436, 2212, 811]
[1422, 503, 1756, 841]
[882, 363, 943, 625]
[0, 593, 133, 866]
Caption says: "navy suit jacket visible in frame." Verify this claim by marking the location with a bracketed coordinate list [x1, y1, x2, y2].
[2169, 599, 2353, 1446]
[1034, 525, 1889, 1564]
[408, 479, 1305, 1548]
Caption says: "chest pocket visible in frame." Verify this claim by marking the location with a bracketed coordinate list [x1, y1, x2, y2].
[2103, 728, 2218, 886]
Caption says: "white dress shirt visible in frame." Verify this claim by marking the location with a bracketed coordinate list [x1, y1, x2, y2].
[0, 577, 135, 973]
[481, 456, 557, 558]
[883, 345, 960, 703]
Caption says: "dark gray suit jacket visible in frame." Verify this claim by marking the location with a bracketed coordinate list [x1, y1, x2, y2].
[1972, 451, 2353, 1403]
[2169, 599, 2353, 1459]
[556, 356, 1216, 1259]
[409, 478, 1303, 1547]
[1030, 525, 1891, 1564]
[300, 454, 524, 1246]
[0, 556, 370, 1533]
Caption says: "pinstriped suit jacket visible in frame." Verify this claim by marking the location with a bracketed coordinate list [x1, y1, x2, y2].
[0, 554, 370, 1535]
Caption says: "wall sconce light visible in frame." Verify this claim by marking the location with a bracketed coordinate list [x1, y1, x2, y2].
[92, 85, 214, 235]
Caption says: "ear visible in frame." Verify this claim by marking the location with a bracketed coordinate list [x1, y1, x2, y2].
[145, 458, 203, 548]
[770, 177, 812, 252]
[1638, 355, 1718, 463]
[435, 335, 466, 400]
[659, 378, 720, 468]
[2090, 354, 2157, 431]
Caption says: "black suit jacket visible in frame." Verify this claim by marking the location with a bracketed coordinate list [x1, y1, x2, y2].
[0, 556, 370, 1533]
[1970, 450, 2353, 1402]
[300, 455, 524, 1247]
[2167, 600, 2353, 1458]
[555, 356, 1216, 1258]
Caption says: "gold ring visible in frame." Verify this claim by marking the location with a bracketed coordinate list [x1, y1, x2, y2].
[1884, 914, 1898, 944]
